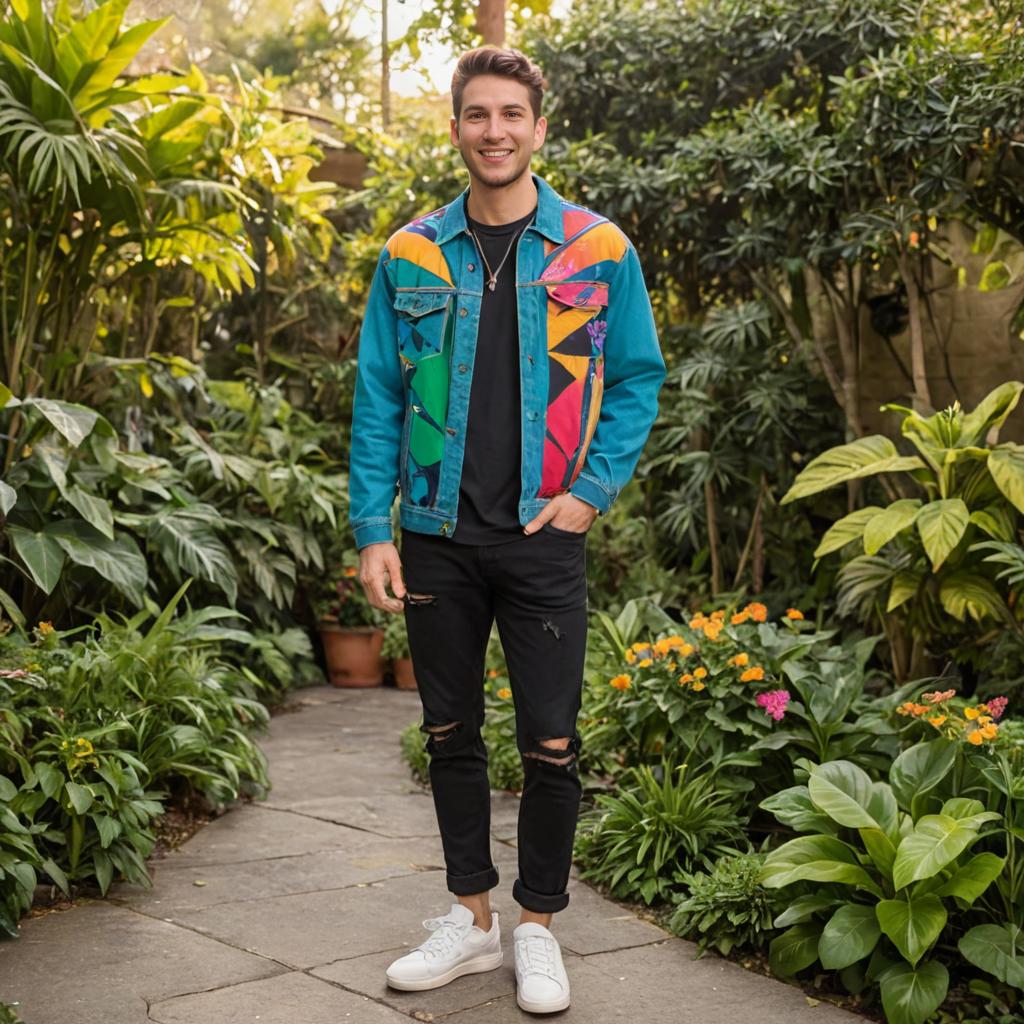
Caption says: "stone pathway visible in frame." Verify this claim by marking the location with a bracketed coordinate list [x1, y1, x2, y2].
[0, 684, 864, 1023]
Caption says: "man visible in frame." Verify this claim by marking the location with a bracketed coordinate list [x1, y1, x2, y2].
[348, 45, 664, 1014]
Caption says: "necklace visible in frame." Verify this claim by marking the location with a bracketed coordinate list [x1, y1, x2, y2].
[469, 217, 533, 292]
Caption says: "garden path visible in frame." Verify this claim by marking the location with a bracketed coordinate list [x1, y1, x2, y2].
[0, 684, 865, 1023]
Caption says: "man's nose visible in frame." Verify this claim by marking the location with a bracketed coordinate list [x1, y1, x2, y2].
[483, 118, 506, 140]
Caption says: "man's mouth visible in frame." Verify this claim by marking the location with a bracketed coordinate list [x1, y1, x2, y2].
[479, 148, 513, 162]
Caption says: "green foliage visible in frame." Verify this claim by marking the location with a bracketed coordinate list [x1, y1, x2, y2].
[399, 720, 430, 787]
[667, 851, 787, 957]
[758, 748, 1015, 1023]
[0, 587, 279, 936]
[781, 383, 1024, 676]
[381, 614, 410, 661]
[574, 758, 748, 905]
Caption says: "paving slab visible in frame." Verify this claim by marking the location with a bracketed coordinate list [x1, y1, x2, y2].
[0, 901, 283, 1024]
[149, 969, 411, 1023]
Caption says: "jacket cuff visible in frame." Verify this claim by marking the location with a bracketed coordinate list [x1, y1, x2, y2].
[569, 472, 617, 515]
[353, 518, 394, 550]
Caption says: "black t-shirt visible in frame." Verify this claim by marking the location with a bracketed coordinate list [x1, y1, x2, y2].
[453, 206, 537, 545]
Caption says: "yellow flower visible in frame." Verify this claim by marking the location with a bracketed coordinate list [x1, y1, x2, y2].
[679, 642, 694, 657]
[653, 638, 672, 657]
[73, 738, 94, 757]
[667, 661, 677, 671]
[711, 610, 726, 622]
[729, 653, 750, 667]
[740, 666, 766, 682]
[638, 658, 653, 668]
[496, 687, 512, 700]
[631, 641, 649, 652]
[625, 649, 636, 664]
[691, 681, 706, 691]
[927, 715, 947, 728]
[693, 666, 708, 679]
[678, 673, 694, 685]
[785, 608, 804, 620]
[964, 706, 982, 720]
[37, 621, 55, 635]
[609, 674, 631, 691]
[966, 730, 985, 745]
[702, 622, 722, 641]
[979, 723, 999, 740]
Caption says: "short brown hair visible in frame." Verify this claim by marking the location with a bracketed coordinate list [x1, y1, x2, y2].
[451, 46, 546, 121]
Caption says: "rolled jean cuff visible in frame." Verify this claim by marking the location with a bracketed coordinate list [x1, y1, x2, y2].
[513, 877, 569, 914]
[447, 865, 500, 896]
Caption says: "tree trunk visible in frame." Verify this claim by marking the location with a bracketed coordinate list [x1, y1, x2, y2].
[476, 0, 506, 44]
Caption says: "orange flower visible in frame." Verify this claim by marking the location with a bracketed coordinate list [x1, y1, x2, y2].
[731, 610, 750, 625]
[747, 602, 768, 623]
[966, 730, 985, 745]
[729, 653, 750, 668]
[487, 669, 499, 678]
[496, 687, 512, 700]
[711, 610, 726, 622]
[964, 706, 982, 720]
[923, 689, 956, 704]
[691, 681, 706, 691]
[678, 673, 694, 685]
[897, 701, 930, 717]
[702, 622, 723, 641]
[693, 666, 708, 679]
[927, 715, 947, 728]
[785, 608, 804, 620]
[678, 642, 694, 657]
[609, 674, 631, 691]
[638, 658, 653, 668]
[625, 649, 636, 664]
[740, 666, 765, 682]
[979, 723, 999, 740]
[37, 621, 55, 635]
[343, 566, 358, 578]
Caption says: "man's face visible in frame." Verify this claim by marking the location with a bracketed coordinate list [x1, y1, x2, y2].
[451, 74, 546, 191]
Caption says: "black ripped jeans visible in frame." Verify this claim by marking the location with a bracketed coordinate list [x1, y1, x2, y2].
[399, 524, 589, 914]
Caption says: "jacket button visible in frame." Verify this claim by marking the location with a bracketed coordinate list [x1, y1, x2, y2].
[459, 308, 468, 318]
[458, 364, 468, 373]
[468, 263, 475, 271]
[527, 410, 538, 421]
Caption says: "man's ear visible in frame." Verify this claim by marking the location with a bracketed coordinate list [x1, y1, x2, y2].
[533, 115, 547, 151]
[450, 116, 459, 146]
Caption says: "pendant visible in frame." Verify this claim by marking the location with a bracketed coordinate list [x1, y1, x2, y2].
[488, 280, 496, 292]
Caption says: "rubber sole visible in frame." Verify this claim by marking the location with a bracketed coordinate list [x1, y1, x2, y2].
[385, 949, 504, 991]
[516, 986, 572, 1014]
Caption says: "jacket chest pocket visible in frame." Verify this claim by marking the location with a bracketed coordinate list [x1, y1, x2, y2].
[394, 289, 454, 363]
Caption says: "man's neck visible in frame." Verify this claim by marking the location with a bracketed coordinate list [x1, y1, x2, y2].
[465, 173, 538, 226]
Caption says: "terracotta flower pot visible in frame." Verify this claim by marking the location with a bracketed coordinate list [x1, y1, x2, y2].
[319, 619, 385, 687]
[392, 656, 418, 690]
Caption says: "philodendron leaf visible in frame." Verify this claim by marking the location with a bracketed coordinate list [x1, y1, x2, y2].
[958, 924, 1024, 988]
[892, 812, 999, 890]
[768, 922, 821, 977]
[915, 499, 969, 571]
[819, 903, 881, 970]
[814, 507, 882, 559]
[781, 436, 925, 504]
[876, 895, 947, 967]
[939, 570, 1008, 623]
[807, 760, 879, 829]
[890, 740, 957, 813]
[878, 959, 949, 1024]
[864, 499, 921, 555]
[989, 444, 1024, 515]
[6, 525, 66, 594]
[0, 480, 16, 516]
[960, 381, 1024, 446]
[934, 852, 1005, 905]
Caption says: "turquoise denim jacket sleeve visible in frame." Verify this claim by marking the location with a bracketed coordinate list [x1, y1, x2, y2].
[567, 239, 665, 514]
[348, 250, 404, 549]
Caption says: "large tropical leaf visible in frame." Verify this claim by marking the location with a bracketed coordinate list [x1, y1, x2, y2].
[782, 436, 925, 504]
[988, 444, 1024, 514]
[877, 959, 949, 1024]
[915, 499, 969, 571]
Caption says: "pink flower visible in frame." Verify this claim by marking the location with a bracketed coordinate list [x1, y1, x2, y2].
[756, 689, 790, 722]
[0, 668, 27, 678]
[985, 696, 1008, 720]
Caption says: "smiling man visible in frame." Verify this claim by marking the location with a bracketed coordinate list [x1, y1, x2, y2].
[347, 46, 665, 1014]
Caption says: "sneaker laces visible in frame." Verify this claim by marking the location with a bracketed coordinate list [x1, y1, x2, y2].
[516, 934, 557, 979]
[417, 915, 472, 959]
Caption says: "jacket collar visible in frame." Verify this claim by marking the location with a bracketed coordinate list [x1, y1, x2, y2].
[435, 172, 565, 246]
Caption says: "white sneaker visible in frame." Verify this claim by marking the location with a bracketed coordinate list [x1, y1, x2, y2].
[513, 921, 571, 1013]
[385, 902, 502, 991]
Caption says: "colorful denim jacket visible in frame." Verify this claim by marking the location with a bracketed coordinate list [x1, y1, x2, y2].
[348, 173, 666, 549]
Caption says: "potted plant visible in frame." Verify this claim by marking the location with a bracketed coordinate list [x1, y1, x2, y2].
[316, 557, 385, 687]
[382, 614, 417, 690]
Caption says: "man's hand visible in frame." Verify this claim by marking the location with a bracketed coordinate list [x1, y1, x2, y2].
[358, 541, 407, 613]
[523, 493, 599, 535]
